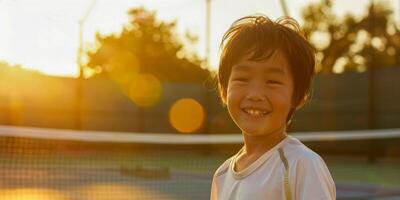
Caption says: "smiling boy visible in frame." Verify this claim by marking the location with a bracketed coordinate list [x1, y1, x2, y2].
[210, 16, 336, 200]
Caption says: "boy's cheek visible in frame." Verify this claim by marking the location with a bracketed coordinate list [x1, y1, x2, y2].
[226, 89, 240, 104]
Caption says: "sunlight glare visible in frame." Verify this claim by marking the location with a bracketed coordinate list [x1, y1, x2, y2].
[77, 183, 174, 200]
[0, 189, 68, 200]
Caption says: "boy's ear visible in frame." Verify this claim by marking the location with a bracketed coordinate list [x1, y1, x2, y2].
[218, 83, 228, 105]
[293, 96, 307, 110]
[220, 89, 227, 105]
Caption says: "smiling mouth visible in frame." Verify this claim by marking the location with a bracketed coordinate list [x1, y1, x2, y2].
[242, 108, 270, 117]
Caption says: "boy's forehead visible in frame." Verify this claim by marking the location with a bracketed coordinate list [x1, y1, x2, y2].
[231, 51, 290, 74]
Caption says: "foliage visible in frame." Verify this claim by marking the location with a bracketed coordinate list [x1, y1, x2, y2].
[302, 0, 400, 73]
[86, 8, 210, 83]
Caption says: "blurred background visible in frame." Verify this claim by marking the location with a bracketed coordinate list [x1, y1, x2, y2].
[0, 0, 399, 199]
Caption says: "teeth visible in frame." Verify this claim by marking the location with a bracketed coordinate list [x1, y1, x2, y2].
[244, 109, 268, 117]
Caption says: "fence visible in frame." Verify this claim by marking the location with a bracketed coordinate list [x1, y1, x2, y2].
[0, 67, 399, 133]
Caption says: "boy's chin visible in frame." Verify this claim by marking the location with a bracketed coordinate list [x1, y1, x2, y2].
[240, 128, 268, 137]
[237, 122, 269, 135]
[239, 125, 284, 137]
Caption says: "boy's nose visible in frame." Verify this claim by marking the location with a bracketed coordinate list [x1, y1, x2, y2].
[246, 82, 267, 101]
[246, 92, 266, 102]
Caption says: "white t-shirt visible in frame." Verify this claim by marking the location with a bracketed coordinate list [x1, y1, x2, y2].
[210, 136, 336, 200]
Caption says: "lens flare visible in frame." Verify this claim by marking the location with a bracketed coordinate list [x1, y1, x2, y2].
[107, 51, 140, 86]
[127, 73, 162, 107]
[169, 98, 205, 133]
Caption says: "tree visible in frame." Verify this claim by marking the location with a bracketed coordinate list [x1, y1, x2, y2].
[302, 0, 400, 74]
[86, 8, 210, 83]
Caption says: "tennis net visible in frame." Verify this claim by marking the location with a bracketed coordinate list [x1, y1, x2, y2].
[0, 125, 399, 200]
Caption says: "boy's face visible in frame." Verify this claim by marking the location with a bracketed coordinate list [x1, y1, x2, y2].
[225, 51, 294, 136]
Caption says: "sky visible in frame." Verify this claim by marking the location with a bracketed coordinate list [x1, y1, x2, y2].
[0, 0, 398, 77]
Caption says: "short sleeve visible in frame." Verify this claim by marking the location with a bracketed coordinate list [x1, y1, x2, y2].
[210, 158, 232, 200]
[292, 154, 336, 200]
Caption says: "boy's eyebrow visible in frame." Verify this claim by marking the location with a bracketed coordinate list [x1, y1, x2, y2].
[231, 64, 250, 72]
[232, 64, 286, 75]
[263, 67, 286, 75]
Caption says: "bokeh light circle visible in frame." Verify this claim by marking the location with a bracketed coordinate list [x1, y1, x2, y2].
[169, 98, 205, 133]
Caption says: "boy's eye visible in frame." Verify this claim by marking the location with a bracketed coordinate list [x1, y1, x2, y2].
[266, 80, 282, 85]
[233, 78, 248, 82]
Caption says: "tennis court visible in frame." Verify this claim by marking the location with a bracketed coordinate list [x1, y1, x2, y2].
[0, 125, 399, 199]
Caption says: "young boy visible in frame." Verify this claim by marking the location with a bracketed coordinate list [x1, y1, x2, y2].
[211, 15, 336, 200]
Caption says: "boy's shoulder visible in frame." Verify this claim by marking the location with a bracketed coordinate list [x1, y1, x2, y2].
[213, 156, 234, 177]
[283, 136, 324, 164]
[282, 137, 336, 199]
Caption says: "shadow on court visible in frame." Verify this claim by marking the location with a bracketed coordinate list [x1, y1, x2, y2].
[337, 182, 400, 200]
[1, 166, 400, 199]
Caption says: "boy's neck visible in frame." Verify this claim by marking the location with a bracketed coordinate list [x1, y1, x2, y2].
[242, 128, 288, 156]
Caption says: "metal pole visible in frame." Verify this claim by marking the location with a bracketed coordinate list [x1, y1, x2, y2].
[279, 0, 290, 16]
[368, 0, 376, 130]
[76, 22, 83, 130]
[367, 0, 377, 163]
[205, 0, 211, 67]
[76, 0, 97, 130]
[204, 0, 212, 133]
